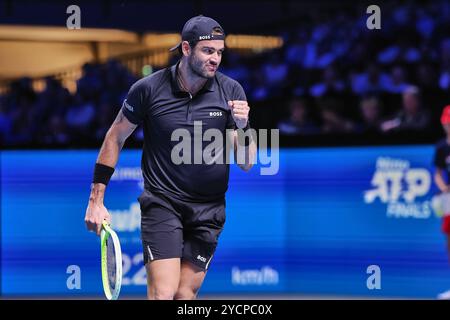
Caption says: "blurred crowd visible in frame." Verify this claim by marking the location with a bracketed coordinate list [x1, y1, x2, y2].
[0, 61, 137, 146]
[0, 1, 449, 147]
[219, 1, 450, 137]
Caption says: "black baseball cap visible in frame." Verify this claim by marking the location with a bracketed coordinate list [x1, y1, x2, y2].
[169, 15, 225, 52]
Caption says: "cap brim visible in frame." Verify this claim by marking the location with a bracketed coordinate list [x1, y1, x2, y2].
[169, 42, 181, 52]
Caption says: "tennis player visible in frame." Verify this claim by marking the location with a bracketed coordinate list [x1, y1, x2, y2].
[433, 105, 450, 299]
[85, 15, 257, 300]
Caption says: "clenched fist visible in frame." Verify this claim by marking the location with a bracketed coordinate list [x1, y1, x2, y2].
[228, 100, 250, 129]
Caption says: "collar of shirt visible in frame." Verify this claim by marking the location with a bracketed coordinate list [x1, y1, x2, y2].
[170, 60, 216, 96]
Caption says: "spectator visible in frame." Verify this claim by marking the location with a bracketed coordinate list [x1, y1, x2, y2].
[278, 98, 320, 135]
[65, 93, 95, 136]
[357, 95, 384, 133]
[381, 86, 430, 132]
[40, 115, 70, 145]
[318, 98, 356, 133]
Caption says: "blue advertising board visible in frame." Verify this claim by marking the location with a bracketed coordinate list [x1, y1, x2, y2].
[1, 146, 449, 298]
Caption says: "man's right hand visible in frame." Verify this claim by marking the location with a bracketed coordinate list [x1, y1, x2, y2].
[85, 202, 111, 236]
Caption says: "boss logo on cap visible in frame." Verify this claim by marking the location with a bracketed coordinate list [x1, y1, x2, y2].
[199, 35, 211, 40]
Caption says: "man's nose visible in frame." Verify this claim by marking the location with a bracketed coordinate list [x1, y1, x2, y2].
[210, 53, 219, 64]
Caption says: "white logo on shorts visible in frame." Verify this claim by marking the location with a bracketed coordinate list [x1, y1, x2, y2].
[197, 255, 207, 263]
[209, 111, 223, 117]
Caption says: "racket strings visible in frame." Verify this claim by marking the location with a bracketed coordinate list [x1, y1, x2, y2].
[106, 237, 117, 290]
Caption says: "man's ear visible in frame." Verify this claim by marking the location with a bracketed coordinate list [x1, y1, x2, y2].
[181, 41, 191, 56]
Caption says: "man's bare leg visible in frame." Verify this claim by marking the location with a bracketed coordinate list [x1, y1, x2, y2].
[174, 261, 207, 300]
[146, 258, 181, 300]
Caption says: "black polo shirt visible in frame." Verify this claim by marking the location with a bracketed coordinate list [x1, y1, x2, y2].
[121, 61, 246, 202]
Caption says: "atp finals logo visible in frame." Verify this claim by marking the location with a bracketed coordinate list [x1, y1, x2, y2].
[364, 157, 432, 219]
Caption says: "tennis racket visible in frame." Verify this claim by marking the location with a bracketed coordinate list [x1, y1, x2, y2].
[101, 220, 122, 300]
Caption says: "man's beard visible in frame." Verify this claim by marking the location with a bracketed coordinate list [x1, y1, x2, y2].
[188, 54, 215, 79]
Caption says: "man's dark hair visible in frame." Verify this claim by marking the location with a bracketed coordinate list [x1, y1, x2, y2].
[178, 40, 198, 55]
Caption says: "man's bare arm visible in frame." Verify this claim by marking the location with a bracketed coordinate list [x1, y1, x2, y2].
[233, 130, 257, 172]
[90, 109, 137, 199]
[96, 109, 137, 167]
[434, 168, 449, 193]
[86, 109, 137, 234]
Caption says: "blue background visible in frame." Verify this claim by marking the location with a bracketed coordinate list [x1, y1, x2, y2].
[1, 147, 449, 298]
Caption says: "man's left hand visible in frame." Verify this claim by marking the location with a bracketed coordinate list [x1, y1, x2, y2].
[228, 100, 250, 129]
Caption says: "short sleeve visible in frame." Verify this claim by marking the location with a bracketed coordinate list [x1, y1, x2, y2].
[121, 80, 150, 125]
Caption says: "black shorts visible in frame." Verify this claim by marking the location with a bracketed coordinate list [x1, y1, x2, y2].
[138, 189, 226, 271]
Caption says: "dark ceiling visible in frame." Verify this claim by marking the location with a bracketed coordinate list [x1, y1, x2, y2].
[0, 0, 361, 34]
